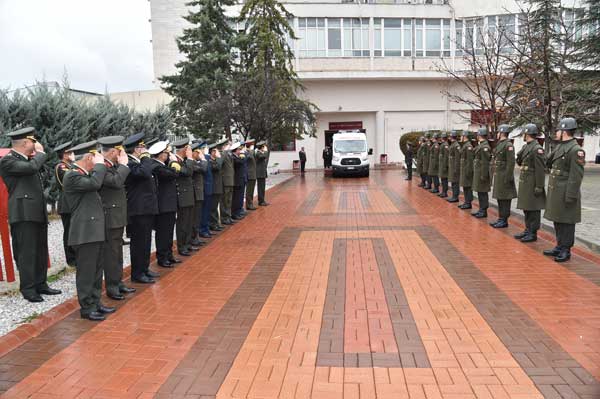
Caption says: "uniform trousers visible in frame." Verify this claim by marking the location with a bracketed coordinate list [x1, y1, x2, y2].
[497, 199, 512, 221]
[232, 186, 244, 217]
[155, 212, 176, 263]
[432, 176, 440, 190]
[462, 187, 473, 204]
[238, 181, 247, 215]
[192, 200, 203, 237]
[246, 179, 256, 207]
[406, 163, 412, 179]
[60, 213, 76, 265]
[10, 221, 49, 298]
[74, 241, 103, 317]
[441, 177, 448, 194]
[128, 214, 154, 280]
[554, 222, 575, 250]
[103, 227, 125, 296]
[222, 186, 234, 222]
[200, 195, 212, 235]
[176, 206, 194, 252]
[450, 182, 460, 199]
[524, 210, 541, 234]
[257, 178, 266, 204]
[477, 192, 489, 210]
[210, 194, 222, 228]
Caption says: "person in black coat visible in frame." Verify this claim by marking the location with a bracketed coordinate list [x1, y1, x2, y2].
[209, 143, 225, 232]
[405, 143, 414, 181]
[200, 142, 215, 238]
[299, 147, 307, 174]
[124, 134, 159, 284]
[148, 141, 180, 269]
[231, 142, 246, 220]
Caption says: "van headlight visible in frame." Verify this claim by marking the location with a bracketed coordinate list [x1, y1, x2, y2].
[361, 156, 368, 161]
[333, 156, 340, 162]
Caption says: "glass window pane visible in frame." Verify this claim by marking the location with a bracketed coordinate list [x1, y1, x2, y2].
[426, 19, 440, 28]
[374, 18, 381, 27]
[386, 18, 402, 28]
[329, 18, 340, 28]
[318, 28, 326, 50]
[353, 28, 361, 49]
[343, 19, 351, 28]
[328, 28, 341, 49]
[384, 29, 401, 50]
[416, 30, 423, 50]
[403, 28, 412, 50]
[426, 30, 441, 51]
[344, 28, 352, 51]
[386, 50, 401, 56]
[362, 30, 369, 51]
[307, 29, 317, 49]
[317, 18, 325, 28]
[307, 18, 316, 28]
[375, 28, 382, 49]
[299, 18, 306, 28]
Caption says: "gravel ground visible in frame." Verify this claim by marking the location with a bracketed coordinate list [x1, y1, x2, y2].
[0, 173, 293, 337]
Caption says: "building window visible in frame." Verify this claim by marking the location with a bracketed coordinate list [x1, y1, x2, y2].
[455, 20, 463, 56]
[271, 140, 296, 152]
[298, 18, 326, 57]
[465, 17, 484, 55]
[375, 18, 412, 57]
[328, 18, 342, 57]
[343, 18, 370, 57]
[383, 18, 402, 56]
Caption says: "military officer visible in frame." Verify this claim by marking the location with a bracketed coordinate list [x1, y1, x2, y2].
[472, 128, 492, 218]
[438, 133, 450, 197]
[150, 141, 180, 269]
[515, 124, 546, 243]
[191, 141, 210, 244]
[124, 133, 158, 284]
[0, 127, 61, 302]
[458, 131, 475, 209]
[245, 139, 258, 210]
[422, 133, 432, 189]
[428, 133, 440, 193]
[543, 117, 585, 262]
[231, 142, 246, 219]
[404, 142, 414, 181]
[221, 140, 235, 224]
[209, 141, 225, 232]
[490, 125, 517, 228]
[255, 141, 270, 206]
[200, 142, 215, 238]
[54, 141, 76, 267]
[235, 142, 249, 218]
[97, 136, 133, 301]
[447, 131, 461, 203]
[63, 141, 115, 320]
[416, 137, 426, 186]
[172, 138, 197, 256]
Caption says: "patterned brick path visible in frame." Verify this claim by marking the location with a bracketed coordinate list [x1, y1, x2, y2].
[1, 171, 600, 399]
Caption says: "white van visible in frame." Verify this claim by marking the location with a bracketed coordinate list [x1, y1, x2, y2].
[331, 131, 372, 177]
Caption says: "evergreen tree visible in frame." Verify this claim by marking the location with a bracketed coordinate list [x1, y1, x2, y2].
[160, 0, 235, 140]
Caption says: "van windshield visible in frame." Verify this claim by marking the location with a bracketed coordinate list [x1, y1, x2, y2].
[334, 140, 366, 153]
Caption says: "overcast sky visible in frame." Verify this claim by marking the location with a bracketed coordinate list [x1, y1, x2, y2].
[0, 0, 156, 94]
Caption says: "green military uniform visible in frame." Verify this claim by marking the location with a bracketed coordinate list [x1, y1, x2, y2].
[472, 129, 491, 217]
[97, 136, 131, 300]
[459, 133, 475, 208]
[255, 142, 270, 206]
[245, 141, 257, 210]
[53, 141, 76, 267]
[63, 141, 109, 319]
[515, 124, 546, 242]
[0, 127, 54, 302]
[491, 128, 517, 228]
[221, 148, 235, 223]
[447, 132, 461, 202]
[427, 135, 440, 193]
[421, 135, 431, 189]
[438, 135, 450, 197]
[543, 117, 585, 262]
[416, 139, 425, 180]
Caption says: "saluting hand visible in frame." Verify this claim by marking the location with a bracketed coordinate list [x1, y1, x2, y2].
[117, 150, 128, 165]
[34, 142, 45, 153]
[169, 153, 177, 163]
[93, 152, 105, 164]
[185, 146, 193, 159]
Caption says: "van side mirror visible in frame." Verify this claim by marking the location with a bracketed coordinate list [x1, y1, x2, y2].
[368, 148, 373, 155]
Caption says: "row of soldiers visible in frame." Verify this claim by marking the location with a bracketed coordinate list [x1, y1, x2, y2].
[413, 117, 585, 263]
[0, 128, 270, 321]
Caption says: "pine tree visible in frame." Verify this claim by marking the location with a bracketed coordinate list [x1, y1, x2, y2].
[160, 0, 235, 140]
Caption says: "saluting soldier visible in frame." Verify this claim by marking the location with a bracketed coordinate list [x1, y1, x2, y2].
[209, 141, 226, 232]
[172, 138, 197, 256]
[0, 127, 61, 302]
[458, 131, 475, 209]
[255, 141, 270, 206]
[428, 133, 441, 193]
[97, 136, 133, 301]
[422, 133, 432, 189]
[446, 131, 461, 203]
[472, 128, 492, 218]
[54, 141, 76, 267]
[63, 141, 114, 320]
[191, 141, 210, 244]
[200, 141, 215, 238]
[416, 137, 426, 186]
[245, 139, 258, 210]
[124, 133, 157, 285]
[221, 140, 235, 224]
[514, 124, 546, 243]
[438, 133, 450, 197]
[149, 141, 180, 269]
[231, 142, 246, 220]
[490, 125, 517, 228]
[543, 117, 585, 262]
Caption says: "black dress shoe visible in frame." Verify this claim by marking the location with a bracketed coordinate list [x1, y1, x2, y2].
[489, 219, 501, 227]
[247, 206, 258, 210]
[191, 238, 202, 246]
[446, 198, 459, 203]
[107, 292, 125, 301]
[98, 305, 116, 314]
[158, 260, 174, 268]
[179, 250, 192, 256]
[222, 221, 234, 225]
[430, 189, 440, 194]
[404, 178, 412, 181]
[146, 270, 160, 278]
[492, 220, 508, 228]
[199, 233, 212, 238]
[520, 234, 537, 243]
[189, 246, 200, 252]
[212, 226, 225, 231]
[231, 215, 243, 220]
[81, 311, 105, 321]
[514, 230, 529, 240]
[554, 249, 571, 263]
[132, 275, 155, 284]
[543, 247, 561, 256]
[38, 287, 62, 295]
[24, 295, 44, 303]
[120, 286, 136, 294]
[169, 257, 182, 264]
[458, 203, 472, 209]
[472, 210, 487, 218]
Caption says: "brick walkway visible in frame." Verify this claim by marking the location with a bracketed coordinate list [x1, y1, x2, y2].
[1, 170, 600, 399]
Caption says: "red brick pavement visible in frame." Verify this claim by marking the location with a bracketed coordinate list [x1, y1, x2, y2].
[1, 171, 599, 398]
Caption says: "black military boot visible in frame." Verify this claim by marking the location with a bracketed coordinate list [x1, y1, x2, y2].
[543, 246, 561, 256]
[491, 219, 508, 228]
[472, 209, 487, 218]
[430, 188, 440, 194]
[520, 233, 537, 243]
[447, 197, 459, 203]
[458, 203, 472, 209]
[514, 230, 529, 240]
[554, 248, 571, 263]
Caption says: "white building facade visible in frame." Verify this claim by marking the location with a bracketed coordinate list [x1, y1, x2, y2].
[139, 0, 597, 170]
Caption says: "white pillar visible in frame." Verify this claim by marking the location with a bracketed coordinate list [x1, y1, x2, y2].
[376, 110, 385, 164]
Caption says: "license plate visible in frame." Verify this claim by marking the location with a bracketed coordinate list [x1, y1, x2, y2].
[347, 166, 355, 170]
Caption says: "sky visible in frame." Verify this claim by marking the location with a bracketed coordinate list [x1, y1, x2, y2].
[0, 0, 156, 94]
